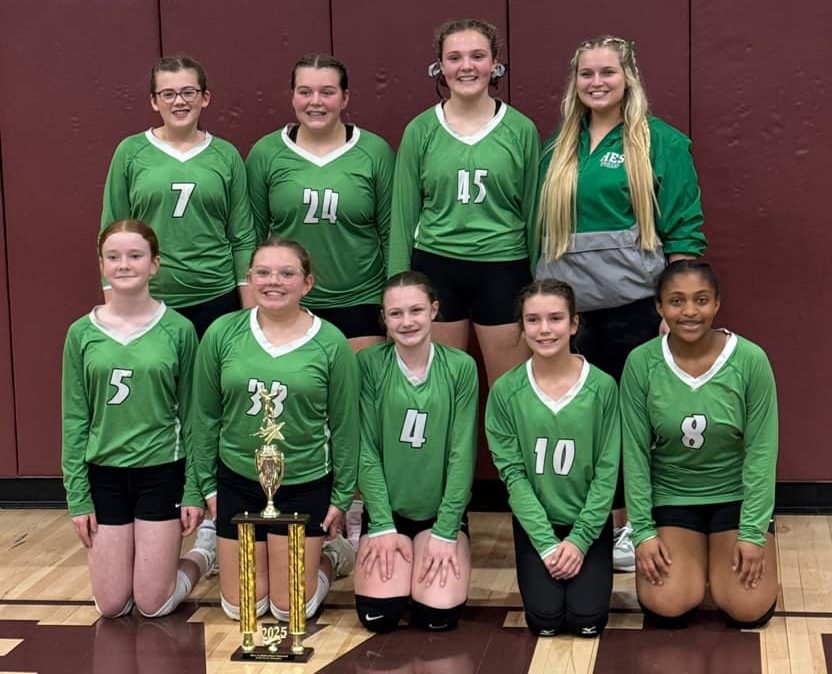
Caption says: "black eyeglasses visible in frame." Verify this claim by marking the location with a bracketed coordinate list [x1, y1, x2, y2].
[154, 87, 203, 104]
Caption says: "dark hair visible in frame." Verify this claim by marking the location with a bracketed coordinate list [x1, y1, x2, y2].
[515, 279, 578, 328]
[291, 53, 349, 91]
[150, 54, 207, 93]
[382, 271, 438, 306]
[99, 219, 159, 258]
[250, 236, 312, 276]
[656, 259, 720, 301]
[434, 18, 500, 59]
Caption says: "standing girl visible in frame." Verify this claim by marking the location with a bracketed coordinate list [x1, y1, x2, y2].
[486, 280, 619, 636]
[191, 237, 359, 622]
[62, 219, 212, 618]
[536, 36, 707, 569]
[389, 19, 540, 384]
[354, 271, 478, 633]
[102, 55, 256, 338]
[247, 54, 395, 351]
[621, 260, 779, 628]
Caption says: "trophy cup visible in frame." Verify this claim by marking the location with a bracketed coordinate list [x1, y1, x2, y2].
[231, 386, 314, 663]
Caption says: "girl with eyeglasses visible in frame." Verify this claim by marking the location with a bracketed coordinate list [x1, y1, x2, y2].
[246, 54, 395, 352]
[62, 220, 213, 619]
[536, 36, 707, 571]
[101, 54, 256, 339]
[388, 19, 540, 387]
[191, 236, 360, 624]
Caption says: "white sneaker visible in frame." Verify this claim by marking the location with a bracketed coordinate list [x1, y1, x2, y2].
[322, 534, 356, 579]
[613, 522, 636, 573]
[192, 519, 219, 576]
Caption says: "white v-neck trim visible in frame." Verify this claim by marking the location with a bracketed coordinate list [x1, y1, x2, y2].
[250, 308, 320, 357]
[395, 343, 435, 386]
[89, 302, 166, 346]
[280, 125, 361, 167]
[434, 102, 507, 145]
[661, 331, 737, 390]
[145, 129, 212, 161]
[526, 356, 589, 414]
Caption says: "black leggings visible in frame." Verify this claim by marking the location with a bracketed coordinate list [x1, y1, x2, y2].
[513, 517, 613, 637]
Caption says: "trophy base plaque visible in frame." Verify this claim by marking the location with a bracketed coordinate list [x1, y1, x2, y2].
[230, 646, 314, 663]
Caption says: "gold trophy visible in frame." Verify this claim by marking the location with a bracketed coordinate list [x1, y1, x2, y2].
[230, 386, 314, 663]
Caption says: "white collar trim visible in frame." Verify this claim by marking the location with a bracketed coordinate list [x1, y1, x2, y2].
[88, 302, 166, 345]
[526, 356, 589, 414]
[249, 308, 320, 357]
[280, 125, 361, 167]
[395, 343, 435, 386]
[434, 102, 507, 145]
[144, 129, 212, 161]
[661, 330, 737, 390]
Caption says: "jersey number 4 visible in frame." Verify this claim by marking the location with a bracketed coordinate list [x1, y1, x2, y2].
[171, 183, 196, 218]
[680, 414, 707, 449]
[400, 409, 428, 448]
[533, 438, 576, 476]
[303, 188, 340, 224]
[107, 369, 134, 405]
[457, 169, 488, 204]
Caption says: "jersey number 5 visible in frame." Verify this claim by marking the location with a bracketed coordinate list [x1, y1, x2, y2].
[457, 169, 488, 204]
[107, 368, 134, 405]
[533, 438, 576, 476]
[400, 409, 428, 448]
[171, 183, 196, 218]
[303, 188, 339, 224]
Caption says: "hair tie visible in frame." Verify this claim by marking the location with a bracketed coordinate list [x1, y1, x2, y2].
[490, 63, 506, 81]
[427, 62, 441, 78]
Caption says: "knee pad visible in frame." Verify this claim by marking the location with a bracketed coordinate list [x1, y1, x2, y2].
[409, 601, 465, 632]
[355, 595, 408, 633]
[94, 595, 134, 618]
[639, 601, 696, 629]
[138, 570, 192, 618]
[271, 570, 330, 622]
[221, 594, 269, 621]
[566, 610, 608, 638]
[726, 601, 776, 629]
[524, 608, 566, 636]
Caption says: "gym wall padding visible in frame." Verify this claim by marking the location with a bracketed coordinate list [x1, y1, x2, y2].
[0, 1, 828, 482]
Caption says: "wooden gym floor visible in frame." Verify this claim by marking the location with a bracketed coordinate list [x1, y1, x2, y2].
[0, 510, 830, 673]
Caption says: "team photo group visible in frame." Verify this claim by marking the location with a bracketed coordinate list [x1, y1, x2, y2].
[61, 17, 779, 641]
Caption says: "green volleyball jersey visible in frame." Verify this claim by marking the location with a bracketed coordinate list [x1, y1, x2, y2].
[388, 103, 540, 274]
[486, 359, 620, 558]
[246, 126, 395, 308]
[620, 333, 778, 548]
[357, 342, 478, 541]
[61, 305, 199, 516]
[191, 309, 359, 511]
[101, 131, 256, 307]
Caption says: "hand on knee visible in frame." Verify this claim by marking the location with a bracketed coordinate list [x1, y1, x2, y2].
[355, 595, 409, 633]
[566, 610, 608, 638]
[524, 607, 566, 636]
[410, 601, 465, 632]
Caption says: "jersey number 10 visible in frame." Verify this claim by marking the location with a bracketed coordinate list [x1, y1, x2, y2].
[533, 438, 576, 476]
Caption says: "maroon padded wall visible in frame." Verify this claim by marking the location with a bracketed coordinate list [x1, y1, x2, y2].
[0, 169, 15, 475]
[333, 0, 509, 145]
[691, 1, 832, 481]
[0, 0, 160, 474]
[159, 0, 331, 156]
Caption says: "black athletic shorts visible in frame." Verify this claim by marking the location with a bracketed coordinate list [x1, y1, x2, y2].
[177, 287, 241, 339]
[312, 304, 385, 339]
[652, 501, 776, 536]
[216, 460, 332, 541]
[360, 510, 470, 540]
[87, 459, 185, 525]
[411, 249, 531, 325]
